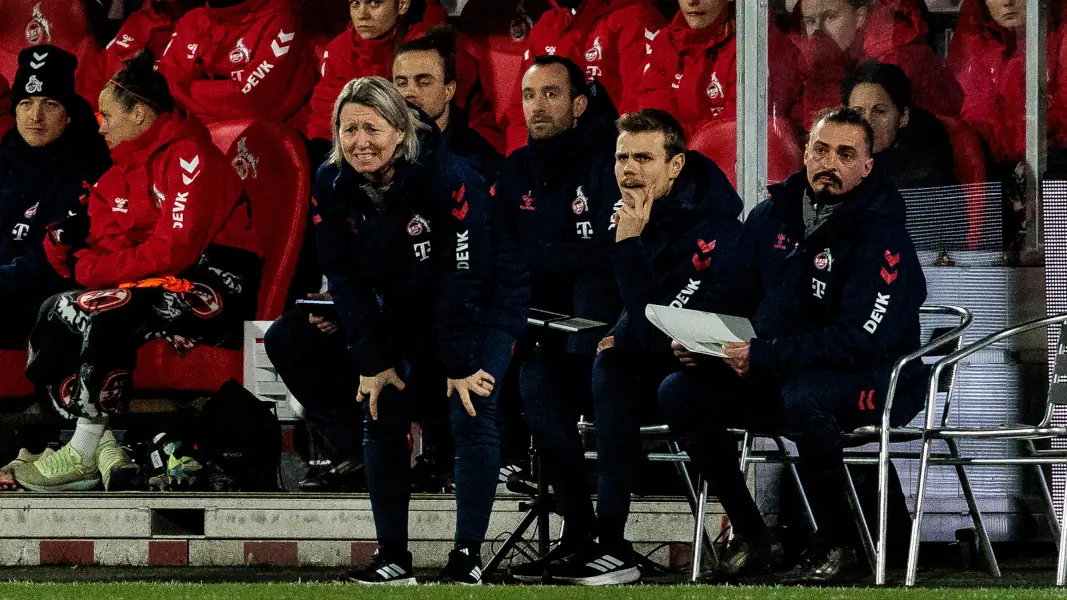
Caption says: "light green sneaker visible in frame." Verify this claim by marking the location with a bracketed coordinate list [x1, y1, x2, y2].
[13, 444, 100, 492]
[96, 437, 139, 491]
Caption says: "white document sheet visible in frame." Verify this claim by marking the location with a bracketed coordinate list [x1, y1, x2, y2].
[644, 304, 756, 358]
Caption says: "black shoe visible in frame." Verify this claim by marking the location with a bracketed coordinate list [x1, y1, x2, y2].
[780, 546, 857, 585]
[546, 541, 641, 586]
[299, 459, 365, 493]
[713, 535, 785, 580]
[410, 453, 452, 493]
[509, 537, 587, 583]
[437, 548, 483, 585]
[341, 550, 417, 585]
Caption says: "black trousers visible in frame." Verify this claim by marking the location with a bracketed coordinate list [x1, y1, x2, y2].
[658, 363, 923, 546]
[27, 277, 252, 419]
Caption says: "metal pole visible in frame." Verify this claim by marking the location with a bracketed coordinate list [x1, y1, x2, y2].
[736, 0, 769, 218]
[1026, 0, 1047, 248]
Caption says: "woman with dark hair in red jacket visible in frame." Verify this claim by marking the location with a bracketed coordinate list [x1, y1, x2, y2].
[640, 0, 803, 138]
[17, 51, 262, 493]
[791, 0, 963, 127]
[949, 0, 1067, 164]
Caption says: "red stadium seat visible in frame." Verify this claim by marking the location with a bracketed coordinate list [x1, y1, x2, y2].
[689, 118, 804, 189]
[937, 115, 989, 250]
[133, 120, 310, 392]
[0, 0, 101, 94]
[0, 347, 33, 398]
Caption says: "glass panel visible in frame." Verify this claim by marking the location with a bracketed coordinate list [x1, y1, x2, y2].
[770, 0, 1053, 255]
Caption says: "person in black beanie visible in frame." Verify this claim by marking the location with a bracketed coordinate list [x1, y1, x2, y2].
[0, 45, 110, 349]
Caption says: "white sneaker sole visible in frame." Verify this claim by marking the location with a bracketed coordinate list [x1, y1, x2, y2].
[353, 577, 418, 586]
[18, 476, 101, 493]
[558, 566, 641, 586]
[510, 572, 548, 583]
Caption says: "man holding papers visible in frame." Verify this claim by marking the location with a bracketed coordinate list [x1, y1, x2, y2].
[659, 108, 927, 583]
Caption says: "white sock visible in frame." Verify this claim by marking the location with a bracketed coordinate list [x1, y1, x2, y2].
[70, 418, 107, 461]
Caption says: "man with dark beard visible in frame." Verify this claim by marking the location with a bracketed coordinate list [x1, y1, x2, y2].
[658, 107, 927, 583]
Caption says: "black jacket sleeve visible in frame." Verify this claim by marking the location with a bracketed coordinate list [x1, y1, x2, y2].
[0, 178, 84, 297]
[435, 168, 491, 379]
[311, 166, 395, 377]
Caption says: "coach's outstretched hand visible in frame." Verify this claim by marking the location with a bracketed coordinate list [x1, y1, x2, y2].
[357, 368, 407, 421]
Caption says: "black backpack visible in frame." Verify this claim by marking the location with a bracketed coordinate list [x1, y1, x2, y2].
[196, 379, 281, 492]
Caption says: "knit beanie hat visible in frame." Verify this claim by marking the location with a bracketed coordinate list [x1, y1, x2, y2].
[10, 45, 79, 114]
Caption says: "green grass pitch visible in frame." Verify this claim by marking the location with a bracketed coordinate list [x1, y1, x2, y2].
[0, 585, 1063, 600]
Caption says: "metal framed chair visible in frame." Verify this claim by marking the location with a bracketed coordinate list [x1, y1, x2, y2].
[738, 304, 974, 584]
[575, 420, 719, 582]
[905, 314, 1067, 586]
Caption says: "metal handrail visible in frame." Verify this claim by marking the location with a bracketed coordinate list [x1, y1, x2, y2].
[924, 313, 1067, 432]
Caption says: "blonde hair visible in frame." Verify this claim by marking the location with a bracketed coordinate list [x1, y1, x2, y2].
[330, 76, 428, 167]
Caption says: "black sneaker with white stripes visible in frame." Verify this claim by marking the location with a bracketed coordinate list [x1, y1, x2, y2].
[342, 550, 417, 585]
[437, 548, 483, 585]
[547, 542, 640, 586]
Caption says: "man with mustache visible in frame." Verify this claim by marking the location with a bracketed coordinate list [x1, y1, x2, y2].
[658, 107, 927, 583]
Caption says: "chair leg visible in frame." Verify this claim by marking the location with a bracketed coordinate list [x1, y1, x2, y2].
[905, 437, 935, 586]
[773, 436, 817, 534]
[1057, 464, 1067, 586]
[1027, 441, 1061, 545]
[739, 431, 753, 475]
[844, 464, 877, 574]
[947, 439, 1000, 578]
[875, 425, 892, 585]
[691, 478, 709, 583]
[668, 441, 719, 571]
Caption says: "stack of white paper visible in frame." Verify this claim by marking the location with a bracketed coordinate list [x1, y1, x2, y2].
[645, 304, 755, 358]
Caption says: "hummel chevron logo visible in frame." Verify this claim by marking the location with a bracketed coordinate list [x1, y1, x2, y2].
[179, 156, 199, 173]
[180, 155, 200, 185]
[30, 52, 48, 69]
[271, 30, 294, 57]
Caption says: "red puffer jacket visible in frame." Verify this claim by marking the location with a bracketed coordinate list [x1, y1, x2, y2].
[80, 6, 177, 109]
[640, 7, 802, 137]
[948, 0, 1067, 162]
[0, 0, 100, 97]
[791, 0, 962, 127]
[157, 0, 316, 125]
[0, 75, 11, 138]
[300, 0, 452, 141]
[503, 0, 667, 153]
[65, 111, 259, 289]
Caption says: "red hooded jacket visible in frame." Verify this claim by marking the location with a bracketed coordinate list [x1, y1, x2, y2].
[503, 0, 667, 153]
[62, 111, 259, 289]
[80, 6, 177, 109]
[157, 0, 316, 125]
[0, 75, 12, 138]
[791, 0, 962, 127]
[640, 7, 803, 138]
[301, 0, 449, 141]
[948, 0, 1067, 162]
[0, 0, 100, 96]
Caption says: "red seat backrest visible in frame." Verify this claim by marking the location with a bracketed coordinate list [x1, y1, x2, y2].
[0, 0, 99, 85]
[219, 121, 310, 319]
[689, 119, 804, 190]
[937, 115, 988, 250]
[473, 34, 525, 126]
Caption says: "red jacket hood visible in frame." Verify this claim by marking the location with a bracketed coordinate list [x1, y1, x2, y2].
[545, 0, 650, 32]
[662, 5, 734, 54]
[201, 0, 298, 25]
[109, 110, 209, 168]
